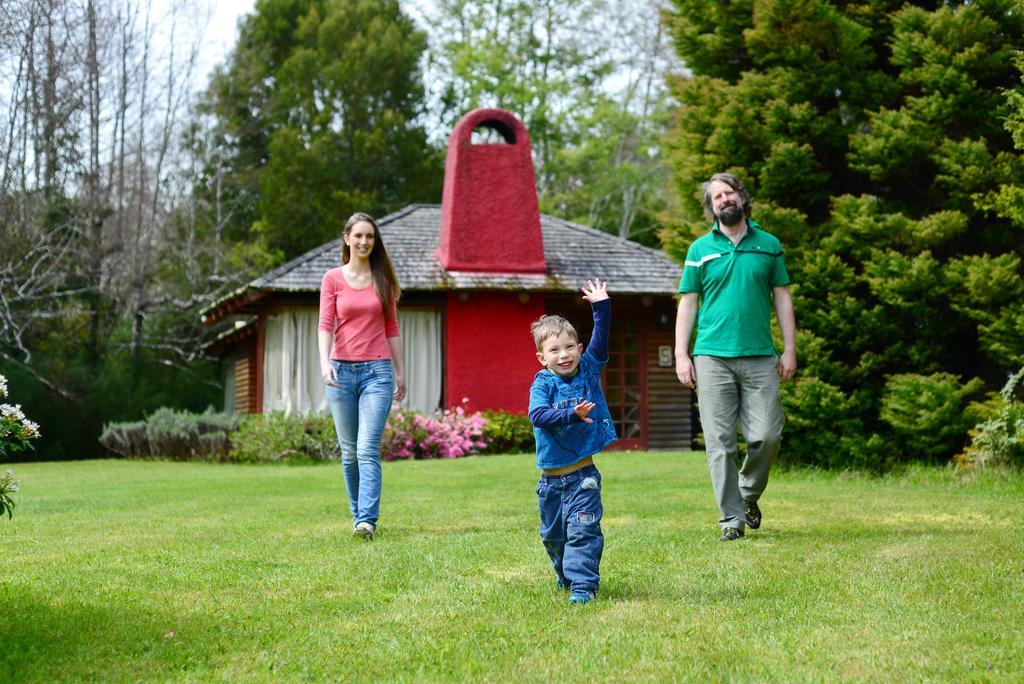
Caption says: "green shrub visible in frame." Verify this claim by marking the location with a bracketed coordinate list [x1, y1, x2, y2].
[1, 468, 18, 519]
[880, 372, 984, 464]
[480, 410, 534, 454]
[956, 367, 1024, 471]
[99, 408, 237, 461]
[100, 406, 537, 465]
[146, 408, 237, 461]
[780, 376, 877, 469]
[228, 411, 339, 464]
[98, 420, 149, 458]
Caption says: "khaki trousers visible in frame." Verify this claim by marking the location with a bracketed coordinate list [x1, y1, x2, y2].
[695, 355, 784, 531]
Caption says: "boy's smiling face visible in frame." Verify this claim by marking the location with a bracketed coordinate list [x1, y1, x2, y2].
[537, 331, 582, 376]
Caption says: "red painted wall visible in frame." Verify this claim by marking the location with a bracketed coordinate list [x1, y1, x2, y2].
[438, 108, 546, 273]
[445, 291, 546, 413]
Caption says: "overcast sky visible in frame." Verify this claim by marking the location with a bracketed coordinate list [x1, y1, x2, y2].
[193, 0, 255, 80]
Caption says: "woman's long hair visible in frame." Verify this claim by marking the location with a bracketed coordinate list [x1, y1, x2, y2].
[342, 212, 402, 312]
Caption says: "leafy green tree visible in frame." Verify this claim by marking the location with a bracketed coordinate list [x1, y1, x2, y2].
[424, 0, 676, 243]
[664, 0, 1024, 467]
[426, 0, 611, 179]
[197, 0, 442, 260]
[541, 96, 672, 244]
[540, 1, 678, 244]
[990, 51, 1024, 226]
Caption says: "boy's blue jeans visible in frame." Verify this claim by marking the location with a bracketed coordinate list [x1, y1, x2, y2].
[536, 464, 604, 595]
[325, 359, 393, 527]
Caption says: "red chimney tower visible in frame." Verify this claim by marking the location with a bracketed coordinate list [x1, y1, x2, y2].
[438, 108, 546, 272]
[437, 109, 547, 414]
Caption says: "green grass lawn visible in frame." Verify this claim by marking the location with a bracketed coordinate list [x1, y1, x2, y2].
[2, 452, 1023, 682]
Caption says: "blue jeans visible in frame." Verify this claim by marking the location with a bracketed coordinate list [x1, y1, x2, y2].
[325, 359, 394, 527]
[536, 464, 604, 594]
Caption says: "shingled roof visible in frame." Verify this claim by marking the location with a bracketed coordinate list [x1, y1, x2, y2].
[203, 204, 682, 323]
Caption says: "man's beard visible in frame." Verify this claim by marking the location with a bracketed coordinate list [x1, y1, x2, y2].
[715, 203, 744, 226]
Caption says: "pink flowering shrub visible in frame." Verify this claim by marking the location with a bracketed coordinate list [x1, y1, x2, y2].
[382, 402, 490, 461]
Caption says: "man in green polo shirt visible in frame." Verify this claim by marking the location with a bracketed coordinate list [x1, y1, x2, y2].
[675, 172, 797, 541]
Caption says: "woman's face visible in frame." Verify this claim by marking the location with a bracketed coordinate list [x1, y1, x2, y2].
[345, 220, 376, 260]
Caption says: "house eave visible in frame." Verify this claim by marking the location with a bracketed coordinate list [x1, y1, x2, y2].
[200, 288, 270, 326]
[199, 316, 259, 357]
[203, 277, 676, 324]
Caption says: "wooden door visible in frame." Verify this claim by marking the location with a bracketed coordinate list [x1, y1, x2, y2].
[603, 318, 647, 449]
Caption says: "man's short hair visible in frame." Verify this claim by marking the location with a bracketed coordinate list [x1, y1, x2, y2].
[530, 315, 578, 350]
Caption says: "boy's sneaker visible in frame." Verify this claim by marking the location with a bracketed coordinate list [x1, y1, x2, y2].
[720, 526, 744, 541]
[353, 522, 376, 540]
[568, 590, 595, 605]
[744, 499, 762, 529]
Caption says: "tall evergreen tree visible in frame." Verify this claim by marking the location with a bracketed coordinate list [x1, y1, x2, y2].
[664, 0, 1024, 467]
[197, 0, 442, 260]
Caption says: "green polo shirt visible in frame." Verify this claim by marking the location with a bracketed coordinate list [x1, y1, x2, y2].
[678, 219, 790, 357]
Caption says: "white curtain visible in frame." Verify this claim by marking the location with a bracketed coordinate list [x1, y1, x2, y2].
[222, 361, 236, 414]
[397, 309, 442, 414]
[263, 309, 325, 414]
[262, 307, 442, 415]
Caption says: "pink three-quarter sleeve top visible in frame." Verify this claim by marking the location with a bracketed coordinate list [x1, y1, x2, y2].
[318, 267, 400, 361]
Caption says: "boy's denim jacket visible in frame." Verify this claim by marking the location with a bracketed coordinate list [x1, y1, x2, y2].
[529, 299, 617, 469]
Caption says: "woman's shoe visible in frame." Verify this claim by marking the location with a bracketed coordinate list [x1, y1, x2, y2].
[353, 521, 376, 540]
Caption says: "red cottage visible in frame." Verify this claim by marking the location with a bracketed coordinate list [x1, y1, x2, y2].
[202, 109, 692, 449]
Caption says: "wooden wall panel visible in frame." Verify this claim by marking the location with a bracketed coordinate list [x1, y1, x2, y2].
[645, 326, 693, 450]
[233, 346, 258, 414]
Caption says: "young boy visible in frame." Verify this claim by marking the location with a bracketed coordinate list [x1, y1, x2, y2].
[528, 278, 617, 605]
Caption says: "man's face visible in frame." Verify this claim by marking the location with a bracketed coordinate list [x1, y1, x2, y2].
[709, 180, 744, 226]
[536, 331, 582, 376]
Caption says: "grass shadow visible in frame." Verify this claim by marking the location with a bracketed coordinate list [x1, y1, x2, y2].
[0, 585, 214, 682]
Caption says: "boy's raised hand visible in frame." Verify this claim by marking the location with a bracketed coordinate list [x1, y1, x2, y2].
[581, 278, 609, 303]
[573, 400, 596, 424]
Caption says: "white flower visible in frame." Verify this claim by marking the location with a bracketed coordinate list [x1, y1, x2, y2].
[20, 420, 40, 439]
[0, 375, 7, 398]
[0, 404, 25, 422]
[9, 483, 18, 492]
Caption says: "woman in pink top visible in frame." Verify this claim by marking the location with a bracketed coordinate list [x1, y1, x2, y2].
[318, 212, 407, 540]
